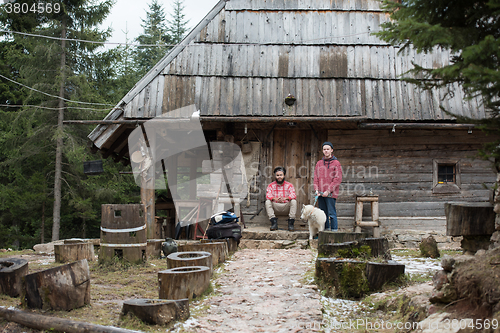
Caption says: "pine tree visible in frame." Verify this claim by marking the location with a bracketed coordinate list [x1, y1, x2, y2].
[167, 0, 189, 45]
[0, 0, 124, 245]
[134, 0, 173, 76]
[376, 0, 500, 165]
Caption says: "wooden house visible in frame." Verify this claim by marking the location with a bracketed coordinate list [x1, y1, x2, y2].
[88, 0, 497, 236]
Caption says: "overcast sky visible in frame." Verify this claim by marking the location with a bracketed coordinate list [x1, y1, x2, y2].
[102, 0, 220, 45]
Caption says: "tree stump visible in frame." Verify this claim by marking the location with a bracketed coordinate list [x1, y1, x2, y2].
[365, 261, 405, 290]
[359, 238, 391, 259]
[318, 238, 391, 259]
[316, 257, 406, 297]
[318, 232, 368, 247]
[318, 241, 359, 257]
[461, 235, 492, 254]
[54, 240, 95, 263]
[0, 258, 28, 297]
[121, 298, 189, 325]
[315, 258, 369, 298]
[225, 238, 238, 253]
[146, 239, 164, 258]
[166, 251, 213, 274]
[445, 202, 495, 237]
[23, 259, 90, 310]
[158, 266, 211, 300]
[179, 241, 227, 265]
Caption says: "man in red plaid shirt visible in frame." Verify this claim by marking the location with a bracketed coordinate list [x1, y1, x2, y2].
[265, 167, 297, 231]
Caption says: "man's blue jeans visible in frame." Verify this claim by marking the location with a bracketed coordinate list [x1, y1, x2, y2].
[318, 196, 337, 230]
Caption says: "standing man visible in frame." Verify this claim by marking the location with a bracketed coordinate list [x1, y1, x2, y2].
[314, 142, 342, 231]
[265, 167, 297, 231]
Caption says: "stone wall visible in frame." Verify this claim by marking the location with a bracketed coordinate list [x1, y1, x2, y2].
[382, 230, 462, 250]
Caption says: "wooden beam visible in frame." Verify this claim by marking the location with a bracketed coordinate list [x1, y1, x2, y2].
[358, 123, 477, 130]
[103, 129, 133, 159]
[0, 306, 140, 333]
[66, 116, 366, 125]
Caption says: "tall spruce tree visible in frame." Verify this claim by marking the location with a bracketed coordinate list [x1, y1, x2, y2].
[0, 0, 132, 246]
[167, 0, 189, 45]
[134, 0, 172, 76]
[376, 0, 500, 164]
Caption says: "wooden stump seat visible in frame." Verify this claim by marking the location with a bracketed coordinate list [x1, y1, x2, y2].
[0, 258, 28, 297]
[445, 202, 495, 236]
[178, 241, 228, 265]
[54, 240, 95, 263]
[23, 259, 90, 310]
[121, 298, 190, 325]
[158, 266, 210, 300]
[167, 251, 212, 274]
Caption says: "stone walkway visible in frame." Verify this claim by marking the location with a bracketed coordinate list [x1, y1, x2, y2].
[175, 248, 323, 332]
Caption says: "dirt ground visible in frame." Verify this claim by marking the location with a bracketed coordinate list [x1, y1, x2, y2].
[173, 248, 323, 333]
[1, 248, 323, 333]
[0, 247, 467, 333]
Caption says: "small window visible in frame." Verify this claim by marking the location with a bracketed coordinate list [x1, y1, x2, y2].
[433, 160, 461, 194]
[438, 164, 456, 184]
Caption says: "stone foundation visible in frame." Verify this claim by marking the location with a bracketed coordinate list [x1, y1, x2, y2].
[383, 229, 461, 250]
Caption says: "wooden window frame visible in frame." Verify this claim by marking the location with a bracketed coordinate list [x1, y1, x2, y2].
[432, 159, 461, 194]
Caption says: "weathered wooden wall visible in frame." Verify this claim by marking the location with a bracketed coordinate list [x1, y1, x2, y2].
[329, 129, 496, 231]
[230, 126, 496, 231]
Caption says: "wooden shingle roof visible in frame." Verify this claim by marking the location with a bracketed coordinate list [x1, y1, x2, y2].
[89, 0, 484, 149]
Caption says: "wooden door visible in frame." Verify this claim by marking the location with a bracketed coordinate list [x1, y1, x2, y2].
[272, 129, 312, 217]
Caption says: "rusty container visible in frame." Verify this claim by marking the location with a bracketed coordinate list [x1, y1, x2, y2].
[99, 204, 146, 264]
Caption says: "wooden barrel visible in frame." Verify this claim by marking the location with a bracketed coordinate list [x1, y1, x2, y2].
[100, 204, 147, 264]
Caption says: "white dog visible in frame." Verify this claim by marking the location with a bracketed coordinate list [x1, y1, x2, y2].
[300, 204, 326, 240]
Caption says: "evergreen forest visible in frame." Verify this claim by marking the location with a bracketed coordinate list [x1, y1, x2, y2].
[0, 0, 189, 249]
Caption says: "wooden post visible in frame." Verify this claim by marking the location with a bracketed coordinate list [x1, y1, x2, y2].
[141, 162, 156, 240]
[355, 200, 363, 233]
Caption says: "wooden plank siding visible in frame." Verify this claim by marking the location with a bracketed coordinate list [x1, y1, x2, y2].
[156, 76, 473, 120]
[329, 129, 496, 221]
[161, 44, 451, 82]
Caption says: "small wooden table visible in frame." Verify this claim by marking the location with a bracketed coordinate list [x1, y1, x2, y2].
[354, 195, 380, 237]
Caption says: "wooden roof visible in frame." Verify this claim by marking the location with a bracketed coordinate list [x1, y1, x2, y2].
[89, 0, 485, 153]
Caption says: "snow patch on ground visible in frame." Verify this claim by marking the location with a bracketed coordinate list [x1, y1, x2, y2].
[392, 254, 441, 275]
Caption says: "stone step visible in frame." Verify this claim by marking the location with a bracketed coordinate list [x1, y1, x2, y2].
[242, 214, 310, 231]
[242, 227, 310, 240]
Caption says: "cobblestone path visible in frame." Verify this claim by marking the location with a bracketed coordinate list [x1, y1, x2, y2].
[176, 248, 323, 333]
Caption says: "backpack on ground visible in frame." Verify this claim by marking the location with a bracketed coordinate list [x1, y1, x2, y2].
[206, 211, 242, 242]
